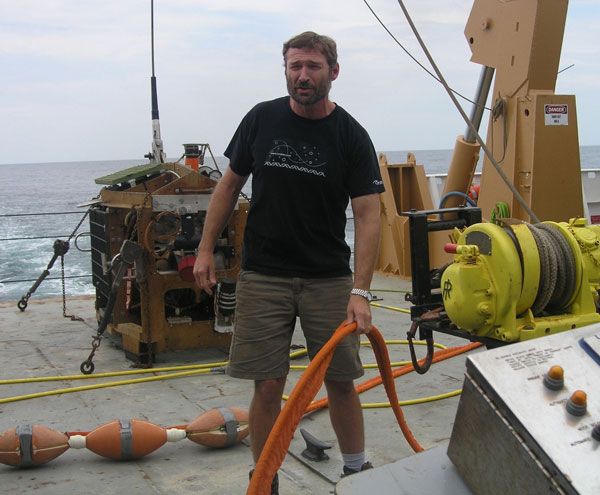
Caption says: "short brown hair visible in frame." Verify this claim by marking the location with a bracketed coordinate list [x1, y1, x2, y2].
[282, 31, 338, 69]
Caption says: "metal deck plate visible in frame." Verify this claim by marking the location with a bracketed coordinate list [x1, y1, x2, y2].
[0, 275, 475, 494]
[335, 444, 470, 494]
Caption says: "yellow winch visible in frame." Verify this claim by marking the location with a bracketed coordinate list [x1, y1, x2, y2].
[441, 219, 600, 342]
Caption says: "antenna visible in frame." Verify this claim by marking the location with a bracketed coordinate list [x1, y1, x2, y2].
[145, 0, 166, 164]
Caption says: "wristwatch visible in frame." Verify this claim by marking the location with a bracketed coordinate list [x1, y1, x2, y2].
[350, 288, 373, 302]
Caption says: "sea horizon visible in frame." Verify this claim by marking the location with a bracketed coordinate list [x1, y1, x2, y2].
[1, 143, 599, 169]
[1, 145, 599, 302]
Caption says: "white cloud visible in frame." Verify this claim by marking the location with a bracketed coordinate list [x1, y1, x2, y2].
[0, 0, 598, 164]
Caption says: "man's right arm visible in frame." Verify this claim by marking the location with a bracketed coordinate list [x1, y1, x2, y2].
[193, 166, 249, 294]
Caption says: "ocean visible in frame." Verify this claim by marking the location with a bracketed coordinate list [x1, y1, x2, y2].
[1, 146, 599, 302]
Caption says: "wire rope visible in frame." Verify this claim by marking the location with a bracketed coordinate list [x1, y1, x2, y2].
[393, 0, 539, 222]
[361, 0, 490, 111]
[0, 211, 83, 218]
[1, 274, 92, 284]
[364, 0, 540, 222]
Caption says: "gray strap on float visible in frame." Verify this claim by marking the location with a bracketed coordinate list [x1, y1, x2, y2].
[120, 420, 134, 460]
[218, 407, 238, 447]
[16, 425, 33, 467]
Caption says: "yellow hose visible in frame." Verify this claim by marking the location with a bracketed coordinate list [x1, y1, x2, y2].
[286, 340, 462, 409]
[370, 302, 410, 314]
[361, 388, 462, 408]
[1, 302, 459, 409]
[372, 288, 410, 292]
[1, 341, 461, 409]
[290, 340, 447, 369]
[0, 368, 215, 405]
[0, 362, 228, 385]
[281, 388, 462, 408]
[1, 297, 409, 385]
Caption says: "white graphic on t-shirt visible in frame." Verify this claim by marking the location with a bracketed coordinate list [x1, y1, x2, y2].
[264, 140, 327, 177]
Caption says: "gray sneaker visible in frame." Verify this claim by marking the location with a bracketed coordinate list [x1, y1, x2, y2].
[341, 461, 373, 477]
[249, 469, 279, 495]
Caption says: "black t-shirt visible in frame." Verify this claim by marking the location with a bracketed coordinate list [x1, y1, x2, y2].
[225, 96, 384, 278]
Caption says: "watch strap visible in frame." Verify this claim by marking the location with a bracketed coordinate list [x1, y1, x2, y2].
[350, 288, 372, 302]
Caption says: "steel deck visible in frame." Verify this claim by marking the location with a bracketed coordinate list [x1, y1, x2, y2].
[0, 275, 480, 494]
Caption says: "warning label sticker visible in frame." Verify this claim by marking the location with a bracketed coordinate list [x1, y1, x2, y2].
[545, 104, 568, 126]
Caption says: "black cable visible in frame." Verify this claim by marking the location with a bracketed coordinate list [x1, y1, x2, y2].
[362, 0, 490, 112]
[557, 63, 575, 74]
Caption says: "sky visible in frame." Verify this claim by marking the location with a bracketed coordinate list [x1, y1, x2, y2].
[1, 0, 598, 165]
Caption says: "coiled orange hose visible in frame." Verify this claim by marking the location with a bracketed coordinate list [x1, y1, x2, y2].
[247, 322, 480, 494]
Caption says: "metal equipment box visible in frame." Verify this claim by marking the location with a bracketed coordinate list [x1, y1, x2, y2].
[448, 323, 600, 494]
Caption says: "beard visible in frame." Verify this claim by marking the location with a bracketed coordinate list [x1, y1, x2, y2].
[286, 74, 332, 107]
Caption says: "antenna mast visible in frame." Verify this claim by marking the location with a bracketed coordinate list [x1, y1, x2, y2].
[145, 0, 166, 164]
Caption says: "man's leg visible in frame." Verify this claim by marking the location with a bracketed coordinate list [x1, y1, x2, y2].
[249, 377, 287, 462]
[298, 275, 366, 465]
[324, 378, 364, 454]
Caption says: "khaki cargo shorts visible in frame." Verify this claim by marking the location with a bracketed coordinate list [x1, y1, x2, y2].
[227, 270, 364, 382]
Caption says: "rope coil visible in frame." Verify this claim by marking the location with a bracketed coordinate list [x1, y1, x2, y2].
[527, 223, 577, 315]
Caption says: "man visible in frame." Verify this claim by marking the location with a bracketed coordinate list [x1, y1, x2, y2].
[193, 31, 384, 493]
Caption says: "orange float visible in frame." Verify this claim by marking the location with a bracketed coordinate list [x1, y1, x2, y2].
[83, 418, 168, 460]
[0, 408, 250, 468]
[0, 425, 69, 467]
[186, 407, 249, 448]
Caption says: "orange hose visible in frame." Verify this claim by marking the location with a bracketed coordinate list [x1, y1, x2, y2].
[247, 321, 357, 495]
[247, 322, 481, 495]
[305, 341, 481, 412]
[364, 325, 423, 453]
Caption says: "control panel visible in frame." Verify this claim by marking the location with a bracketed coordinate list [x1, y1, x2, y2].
[449, 323, 600, 494]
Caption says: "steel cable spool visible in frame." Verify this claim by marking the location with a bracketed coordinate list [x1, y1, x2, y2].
[527, 223, 579, 316]
[441, 219, 600, 343]
[528, 224, 557, 315]
[533, 224, 564, 311]
[536, 223, 577, 310]
[543, 227, 565, 301]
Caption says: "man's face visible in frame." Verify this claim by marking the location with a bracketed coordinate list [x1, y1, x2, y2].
[285, 47, 338, 107]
